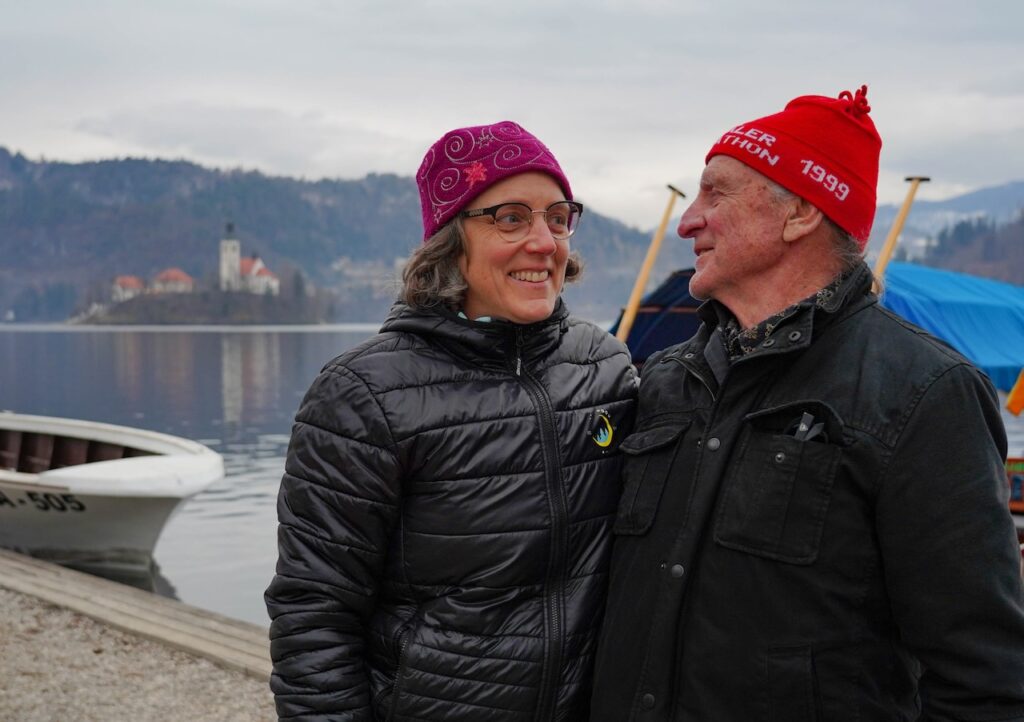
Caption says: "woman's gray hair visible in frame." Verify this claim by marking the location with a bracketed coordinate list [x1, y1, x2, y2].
[766, 180, 864, 273]
[400, 217, 584, 310]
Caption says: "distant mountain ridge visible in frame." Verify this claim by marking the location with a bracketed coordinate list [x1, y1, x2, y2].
[0, 147, 697, 322]
[0, 147, 1020, 322]
[869, 180, 1024, 258]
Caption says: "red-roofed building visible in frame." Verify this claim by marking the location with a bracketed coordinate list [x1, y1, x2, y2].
[111, 275, 145, 302]
[238, 256, 280, 296]
[152, 267, 194, 294]
[219, 225, 280, 296]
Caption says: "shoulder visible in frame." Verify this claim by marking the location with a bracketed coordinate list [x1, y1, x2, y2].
[299, 330, 430, 424]
[848, 303, 979, 377]
[322, 331, 416, 376]
[560, 315, 632, 365]
[822, 303, 1000, 447]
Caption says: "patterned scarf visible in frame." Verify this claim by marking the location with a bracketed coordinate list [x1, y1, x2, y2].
[722, 273, 847, 359]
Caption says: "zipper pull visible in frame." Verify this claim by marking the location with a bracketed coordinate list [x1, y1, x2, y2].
[514, 328, 524, 376]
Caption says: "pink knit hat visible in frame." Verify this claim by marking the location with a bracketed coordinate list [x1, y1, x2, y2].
[416, 121, 572, 241]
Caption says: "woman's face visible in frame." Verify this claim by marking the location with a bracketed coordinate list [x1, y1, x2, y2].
[459, 172, 570, 324]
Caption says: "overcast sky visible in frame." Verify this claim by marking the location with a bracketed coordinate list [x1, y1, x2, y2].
[2, 0, 1022, 228]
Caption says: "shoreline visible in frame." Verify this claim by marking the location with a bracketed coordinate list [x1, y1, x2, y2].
[0, 587, 275, 721]
[0, 550, 276, 721]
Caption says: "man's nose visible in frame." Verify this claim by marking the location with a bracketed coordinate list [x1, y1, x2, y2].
[677, 202, 704, 238]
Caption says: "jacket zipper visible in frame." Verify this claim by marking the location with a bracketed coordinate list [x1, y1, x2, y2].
[511, 327, 567, 721]
[667, 354, 717, 400]
[386, 624, 414, 722]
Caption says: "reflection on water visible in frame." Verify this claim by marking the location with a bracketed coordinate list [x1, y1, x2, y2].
[2, 324, 1023, 625]
[0, 324, 378, 625]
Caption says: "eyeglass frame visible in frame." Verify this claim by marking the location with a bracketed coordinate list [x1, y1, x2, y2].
[460, 200, 585, 241]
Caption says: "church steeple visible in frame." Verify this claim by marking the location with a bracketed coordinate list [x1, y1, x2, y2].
[219, 222, 241, 292]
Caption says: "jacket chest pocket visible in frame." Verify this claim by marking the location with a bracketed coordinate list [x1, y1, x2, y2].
[714, 402, 845, 564]
[613, 419, 690, 536]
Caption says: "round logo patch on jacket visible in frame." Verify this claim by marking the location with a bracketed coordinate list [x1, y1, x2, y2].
[592, 409, 615, 449]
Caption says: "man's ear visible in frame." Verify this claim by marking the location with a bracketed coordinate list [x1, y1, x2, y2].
[782, 197, 824, 243]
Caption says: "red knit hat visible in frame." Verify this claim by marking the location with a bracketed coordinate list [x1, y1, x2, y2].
[706, 85, 882, 246]
[417, 121, 572, 241]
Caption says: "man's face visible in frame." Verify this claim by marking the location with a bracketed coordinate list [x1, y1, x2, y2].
[678, 156, 791, 310]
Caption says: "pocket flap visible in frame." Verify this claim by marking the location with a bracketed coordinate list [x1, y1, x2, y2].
[619, 423, 689, 455]
[744, 399, 847, 446]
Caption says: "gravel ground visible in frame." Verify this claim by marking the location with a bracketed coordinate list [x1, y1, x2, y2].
[0, 587, 276, 722]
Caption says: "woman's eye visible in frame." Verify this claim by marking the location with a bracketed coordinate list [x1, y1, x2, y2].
[495, 207, 529, 225]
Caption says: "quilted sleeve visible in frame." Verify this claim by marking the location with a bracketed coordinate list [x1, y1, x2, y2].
[264, 361, 401, 721]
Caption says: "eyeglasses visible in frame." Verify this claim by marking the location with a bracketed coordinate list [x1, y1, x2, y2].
[461, 201, 584, 242]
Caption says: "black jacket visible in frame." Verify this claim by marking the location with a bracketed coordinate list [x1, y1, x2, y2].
[591, 264, 1024, 722]
[265, 300, 636, 721]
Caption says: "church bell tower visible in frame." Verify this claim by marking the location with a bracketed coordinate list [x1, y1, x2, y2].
[219, 222, 241, 292]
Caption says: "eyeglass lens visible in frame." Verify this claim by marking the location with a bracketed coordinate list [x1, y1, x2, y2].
[492, 203, 580, 240]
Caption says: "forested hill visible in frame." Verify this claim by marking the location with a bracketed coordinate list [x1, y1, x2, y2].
[1, 147, 1021, 322]
[0, 147, 421, 278]
[0, 148, 695, 322]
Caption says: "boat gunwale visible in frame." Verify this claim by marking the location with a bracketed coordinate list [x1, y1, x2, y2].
[0, 412, 217, 458]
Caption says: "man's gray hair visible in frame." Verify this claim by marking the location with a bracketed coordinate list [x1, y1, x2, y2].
[766, 180, 864, 272]
[400, 218, 583, 310]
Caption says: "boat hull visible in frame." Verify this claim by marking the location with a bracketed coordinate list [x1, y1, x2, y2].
[0, 412, 223, 572]
[0, 483, 187, 570]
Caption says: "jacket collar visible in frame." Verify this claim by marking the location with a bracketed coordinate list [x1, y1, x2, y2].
[665, 261, 876, 367]
[380, 297, 570, 364]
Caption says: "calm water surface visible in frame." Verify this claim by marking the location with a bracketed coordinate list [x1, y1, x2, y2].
[2, 324, 1022, 625]
[0, 324, 377, 625]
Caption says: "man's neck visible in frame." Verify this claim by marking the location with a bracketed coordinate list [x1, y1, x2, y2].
[725, 268, 838, 329]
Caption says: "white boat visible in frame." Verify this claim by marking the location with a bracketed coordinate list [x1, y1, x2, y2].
[0, 412, 223, 572]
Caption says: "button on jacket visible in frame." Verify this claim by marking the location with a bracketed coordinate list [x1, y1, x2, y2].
[591, 264, 1024, 722]
[265, 300, 636, 721]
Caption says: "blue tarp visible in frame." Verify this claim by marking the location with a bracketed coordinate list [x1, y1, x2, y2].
[880, 262, 1024, 391]
[609, 269, 702, 365]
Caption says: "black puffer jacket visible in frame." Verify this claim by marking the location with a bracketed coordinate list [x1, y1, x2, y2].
[265, 300, 636, 721]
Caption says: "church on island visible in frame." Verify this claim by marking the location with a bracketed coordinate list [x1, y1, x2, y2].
[219, 223, 280, 296]
[110, 223, 280, 301]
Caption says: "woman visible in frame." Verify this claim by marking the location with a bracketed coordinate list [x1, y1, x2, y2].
[265, 121, 636, 721]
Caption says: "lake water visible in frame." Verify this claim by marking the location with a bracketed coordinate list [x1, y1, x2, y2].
[0, 324, 378, 625]
[2, 324, 1023, 626]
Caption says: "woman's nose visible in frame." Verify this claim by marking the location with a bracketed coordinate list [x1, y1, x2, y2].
[523, 214, 558, 254]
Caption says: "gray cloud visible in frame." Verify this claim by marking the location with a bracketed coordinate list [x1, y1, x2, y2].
[0, 0, 1022, 226]
[76, 103, 420, 179]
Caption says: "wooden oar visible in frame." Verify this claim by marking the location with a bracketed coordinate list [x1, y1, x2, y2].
[616, 184, 687, 343]
[872, 176, 930, 290]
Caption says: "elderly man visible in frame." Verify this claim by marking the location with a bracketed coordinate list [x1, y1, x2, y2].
[591, 86, 1024, 721]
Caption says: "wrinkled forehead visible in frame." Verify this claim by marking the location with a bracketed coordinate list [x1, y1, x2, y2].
[700, 155, 769, 191]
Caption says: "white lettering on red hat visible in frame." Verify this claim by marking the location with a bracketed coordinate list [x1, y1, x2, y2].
[799, 159, 850, 202]
[729, 125, 777, 147]
[718, 128, 781, 167]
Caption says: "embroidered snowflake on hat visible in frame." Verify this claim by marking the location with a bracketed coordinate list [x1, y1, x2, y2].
[464, 162, 487, 187]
